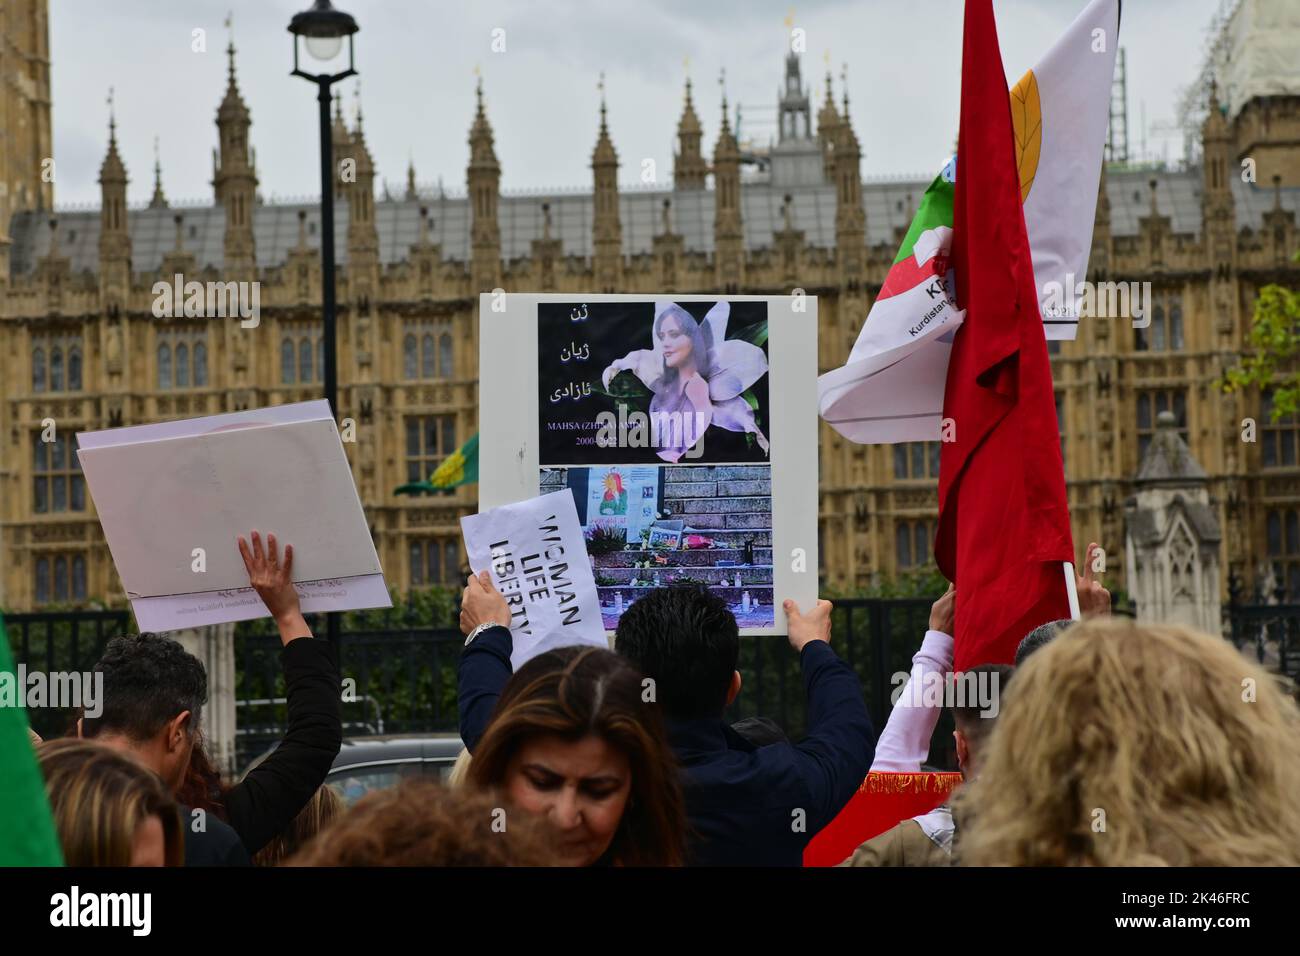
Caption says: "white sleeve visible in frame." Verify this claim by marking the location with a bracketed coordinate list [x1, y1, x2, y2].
[869, 630, 955, 773]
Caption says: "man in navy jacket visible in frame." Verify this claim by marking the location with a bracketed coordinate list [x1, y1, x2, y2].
[458, 574, 873, 866]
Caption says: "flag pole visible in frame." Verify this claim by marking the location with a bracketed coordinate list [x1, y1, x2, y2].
[1063, 562, 1081, 620]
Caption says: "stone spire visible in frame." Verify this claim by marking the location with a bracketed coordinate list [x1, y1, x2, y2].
[405, 157, 418, 200]
[591, 76, 622, 291]
[833, 77, 865, 278]
[347, 88, 378, 265]
[98, 91, 130, 279]
[214, 36, 257, 269]
[817, 70, 843, 180]
[673, 78, 708, 190]
[148, 136, 168, 209]
[1125, 411, 1222, 633]
[467, 77, 501, 290]
[713, 86, 743, 288]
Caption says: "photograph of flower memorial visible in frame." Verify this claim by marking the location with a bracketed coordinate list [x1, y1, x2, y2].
[540, 463, 775, 629]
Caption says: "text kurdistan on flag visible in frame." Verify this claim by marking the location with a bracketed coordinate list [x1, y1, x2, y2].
[817, 0, 1119, 446]
[935, 0, 1075, 671]
[0, 615, 64, 865]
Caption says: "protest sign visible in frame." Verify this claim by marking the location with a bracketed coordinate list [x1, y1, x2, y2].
[460, 489, 607, 668]
[478, 294, 818, 635]
[76, 400, 391, 631]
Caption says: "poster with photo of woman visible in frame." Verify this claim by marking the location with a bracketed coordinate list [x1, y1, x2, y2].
[480, 294, 817, 636]
[537, 300, 770, 466]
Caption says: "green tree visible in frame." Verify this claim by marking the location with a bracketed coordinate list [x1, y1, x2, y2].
[1221, 253, 1300, 421]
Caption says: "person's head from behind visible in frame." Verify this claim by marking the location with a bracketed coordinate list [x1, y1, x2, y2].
[957, 619, 1300, 866]
[38, 738, 183, 866]
[287, 780, 558, 866]
[615, 586, 741, 721]
[949, 663, 1013, 780]
[80, 633, 208, 791]
[468, 646, 686, 866]
[253, 783, 344, 866]
[1014, 618, 1073, 667]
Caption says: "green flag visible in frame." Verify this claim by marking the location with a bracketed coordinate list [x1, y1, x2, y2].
[394, 432, 479, 495]
[0, 615, 64, 865]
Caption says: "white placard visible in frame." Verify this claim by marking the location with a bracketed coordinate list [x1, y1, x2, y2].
[478, 294, 819, 636]
[461, 489, 607, 669]
[76, 401, 390, 631]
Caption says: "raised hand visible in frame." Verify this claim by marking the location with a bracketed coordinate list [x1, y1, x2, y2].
[1077, 541, 1111, 618]
[929, 583, 956, 634]
[459, 570, 512, 635]
[784, 598, 833, 653]
[238, 530, 310, 644]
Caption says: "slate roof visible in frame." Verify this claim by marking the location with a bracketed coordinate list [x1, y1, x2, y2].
[10, 166, 1300, 278]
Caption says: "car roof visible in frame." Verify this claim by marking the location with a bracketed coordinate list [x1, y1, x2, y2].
[330, 733, 465, 769]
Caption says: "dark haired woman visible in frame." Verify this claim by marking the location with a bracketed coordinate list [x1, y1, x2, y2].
[458, 572, 687, 865]
[601, 301, 769, 461]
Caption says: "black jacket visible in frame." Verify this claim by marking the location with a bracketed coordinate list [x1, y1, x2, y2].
[457, 627, 874, 866]
[179, 803, 250, 866]
[223, 636, 342, 856]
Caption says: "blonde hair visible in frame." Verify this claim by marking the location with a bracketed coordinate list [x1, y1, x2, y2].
[447, 747, 473, 789]
[956, 618, 1300, 866]
[253, 783, 344, 866]
[38, 738, 184, 867]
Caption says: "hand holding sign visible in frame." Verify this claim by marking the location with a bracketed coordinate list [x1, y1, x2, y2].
[1076, 542, 1111, 618]
[460, 570, 512, 634]
[237, 529, 311, 645]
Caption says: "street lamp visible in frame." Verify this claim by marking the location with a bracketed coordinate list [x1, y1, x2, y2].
[289, 1, 358, 647]
[288, 0, 358, 419]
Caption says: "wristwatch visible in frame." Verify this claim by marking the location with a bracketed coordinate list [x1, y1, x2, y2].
[464, 622, 501, 646]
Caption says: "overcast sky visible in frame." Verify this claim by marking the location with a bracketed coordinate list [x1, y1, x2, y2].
[50, 0, 1226, 208]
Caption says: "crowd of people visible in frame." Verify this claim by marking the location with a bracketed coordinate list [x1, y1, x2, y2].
[24, 533, 1300, 867]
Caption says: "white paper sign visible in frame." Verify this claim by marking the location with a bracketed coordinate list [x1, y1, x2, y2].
[77, 401, 391, 631]
[460, 489, 607, 669]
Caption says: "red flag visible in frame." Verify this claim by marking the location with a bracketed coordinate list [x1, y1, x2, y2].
[935, 0, 1075, 670]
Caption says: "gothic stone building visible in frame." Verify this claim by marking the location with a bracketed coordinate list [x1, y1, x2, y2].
[1, 11, 1298, 611]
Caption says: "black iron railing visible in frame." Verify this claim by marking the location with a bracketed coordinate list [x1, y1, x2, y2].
[3, 610, 131, 740]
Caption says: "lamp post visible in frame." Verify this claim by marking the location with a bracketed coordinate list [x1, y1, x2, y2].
[289, 1, 358, 646]
[288, 0, 358, 418]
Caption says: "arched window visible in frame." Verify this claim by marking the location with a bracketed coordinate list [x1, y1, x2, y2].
[68, 346, 82, 390]
[913, 523, 930, 566]
[403, 334, 418, 379]
[194, 343, 208, 386]
[33, 347, 46, 392]
[50, 347, 64, 391]
[35, 557, 50, 604]
[54, 556, 68, 602]
[429, 543, 442, 585]
[299, 338, 314, 383]
[439, 333, 453, 379]
[1152, 305, 1166, 351]
[72, 555, 87, 601]
[1170, 303, 1184, 350]
[281, 339, 296, 384]
[895, 523, 912, 569]
[176, 343, 190, 387]
[421, 334, 435, 378]
[409, 542, 424, 586]
[157, 344, 172, 389]
[317, 337, 324, 383]
[444, 541, 459, 582]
